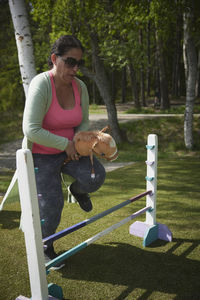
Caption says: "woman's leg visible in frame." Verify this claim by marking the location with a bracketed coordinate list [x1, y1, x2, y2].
[61, 156, 106, 194]
[33, 153, 66, 247]
[62, 156, 106, 211]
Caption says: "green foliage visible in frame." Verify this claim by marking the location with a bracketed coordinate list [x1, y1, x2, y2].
[2, 0, 200, 124]
[29, 0, 151, 71]
[0, 1, 24, 112]
[28, 0, 54, 72]
[149, 0, 178, 40]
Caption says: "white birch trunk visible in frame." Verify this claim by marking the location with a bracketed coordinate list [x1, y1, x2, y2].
[9, 0, 36, 97]
[183, 11, 197, 150]
[0, 0, 37, 211]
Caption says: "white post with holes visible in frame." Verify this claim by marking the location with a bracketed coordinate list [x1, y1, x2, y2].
[145, 134, 158, 226]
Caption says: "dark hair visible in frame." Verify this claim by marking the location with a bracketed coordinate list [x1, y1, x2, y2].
[48, 35, 84, 69]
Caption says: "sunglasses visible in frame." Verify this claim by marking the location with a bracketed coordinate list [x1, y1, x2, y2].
[59, 56, 85, 68]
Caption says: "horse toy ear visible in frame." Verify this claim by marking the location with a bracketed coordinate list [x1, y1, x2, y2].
[100, 126, 110, 133]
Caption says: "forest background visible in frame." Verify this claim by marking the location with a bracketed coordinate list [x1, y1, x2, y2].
[1, 2, 200, 298]
[1, 0, 200, 148]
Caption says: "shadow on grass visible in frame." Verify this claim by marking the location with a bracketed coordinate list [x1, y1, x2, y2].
[0, 210, 20, 229]
[58, 239, 200, 299]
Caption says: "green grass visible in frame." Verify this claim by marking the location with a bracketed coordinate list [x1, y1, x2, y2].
[118, 116, 200, 162]
[0, 111, 23, 146]
[0, 108, 200, 299]
[89, 104, 107, 114]
[0, 169, 15, 193]
[124, 103, 200, 114]
[0, 158, 200, 299]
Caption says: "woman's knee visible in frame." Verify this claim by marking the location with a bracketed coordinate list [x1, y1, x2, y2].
[63, 156, 106, 193]
[80, 161, 106, 193]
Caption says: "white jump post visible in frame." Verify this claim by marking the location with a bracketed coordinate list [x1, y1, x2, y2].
[146, 133, 158, 226]
[129, 134, 172, 246]
[16, 149, 60, 300]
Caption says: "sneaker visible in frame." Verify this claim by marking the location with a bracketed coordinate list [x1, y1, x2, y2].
[69, 185, 93, 212]
[44, 245, 65, 270]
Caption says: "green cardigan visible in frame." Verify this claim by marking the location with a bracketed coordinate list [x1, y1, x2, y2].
[22, 71, 89, 151]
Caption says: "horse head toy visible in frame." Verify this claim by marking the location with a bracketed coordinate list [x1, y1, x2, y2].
[65, 126, 118, 178]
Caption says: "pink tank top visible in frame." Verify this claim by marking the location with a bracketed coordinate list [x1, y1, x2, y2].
[32, 71, 82, 154]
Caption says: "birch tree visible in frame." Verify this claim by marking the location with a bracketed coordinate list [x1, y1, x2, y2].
[183, 7, 197, 149]
[0, 0, 36, 211]
[9, 0, 36, 97]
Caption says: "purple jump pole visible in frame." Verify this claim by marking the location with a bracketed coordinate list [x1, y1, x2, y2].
[43, 190, 152, 245]
[46, 206, 152, 272]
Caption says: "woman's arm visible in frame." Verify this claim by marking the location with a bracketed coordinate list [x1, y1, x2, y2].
[23, 72, 69, 151]
[75, 79, 90, 133]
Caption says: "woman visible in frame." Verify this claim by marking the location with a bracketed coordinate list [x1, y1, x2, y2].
[23, 35, 106, 268]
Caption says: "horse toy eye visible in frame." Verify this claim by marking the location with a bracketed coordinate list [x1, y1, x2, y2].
[101, 153, 105, 157]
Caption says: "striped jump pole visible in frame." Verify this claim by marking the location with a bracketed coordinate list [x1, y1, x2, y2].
[43, 190, 152, 245]
[46, 205, 152, 272]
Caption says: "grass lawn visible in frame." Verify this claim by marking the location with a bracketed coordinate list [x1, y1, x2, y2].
[0, 158, 200, 299]
[0, 111, 23, 146]
[0, 109, 200, 299]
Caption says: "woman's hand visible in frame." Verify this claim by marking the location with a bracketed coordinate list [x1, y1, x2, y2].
[65, 140, 79, 161]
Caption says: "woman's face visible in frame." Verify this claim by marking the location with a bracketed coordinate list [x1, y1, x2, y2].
[52, 48, 83, 85]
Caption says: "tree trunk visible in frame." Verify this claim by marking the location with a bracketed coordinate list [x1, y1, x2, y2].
[111, 70, 117, 103]
[121, 66, 127, 103]
[139, 29, 146, 107]
[140, 69, 146, 107]
[183, 10, 197, 150]
[92, 81, 96, 104]
[195, 49, 200, 98]
[2, 1, 37, 215]
[9, 0, 36, 98]
[146, 19, 151, 97]
[154, 69, 161, 108]
[155, 30, 170, 109]
[172, 15, 182, 97]
[92, 61, 96, 104]
[82, 35, 123, 143]
[92, 39, 122, 143]
[128, 63, 140, 108]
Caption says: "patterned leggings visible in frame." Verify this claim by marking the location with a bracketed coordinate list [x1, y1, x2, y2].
[33, 152, 106, 246]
